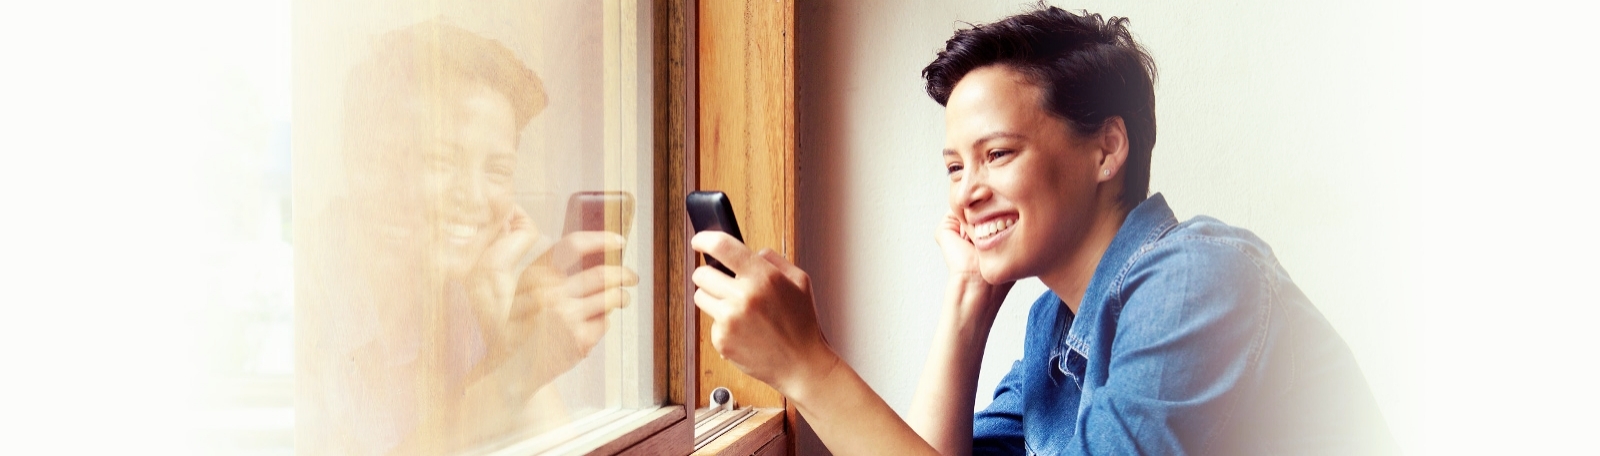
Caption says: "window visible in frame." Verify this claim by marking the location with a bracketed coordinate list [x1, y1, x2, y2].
[182, 0, 793, 453]
[291, 1, 667, 454]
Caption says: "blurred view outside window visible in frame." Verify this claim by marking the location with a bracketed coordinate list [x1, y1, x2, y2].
[198, 0, 657, 454]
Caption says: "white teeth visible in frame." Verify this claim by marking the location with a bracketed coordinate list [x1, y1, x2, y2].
[971, 217, 1015, 241]
[444, 224, 478, 238]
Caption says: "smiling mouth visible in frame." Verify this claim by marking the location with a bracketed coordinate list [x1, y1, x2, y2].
[970, 216, 1016, 241]
[442, 223, 481, 244]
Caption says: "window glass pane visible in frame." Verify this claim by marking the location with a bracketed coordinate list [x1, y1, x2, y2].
[291, 1, 658, 454]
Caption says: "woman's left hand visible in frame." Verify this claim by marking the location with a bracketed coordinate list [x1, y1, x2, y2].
[469, 205, 542, 325]
[690, 231, 839, 400]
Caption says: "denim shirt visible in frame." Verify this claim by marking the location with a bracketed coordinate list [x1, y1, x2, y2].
[972, 194, 1394, 455]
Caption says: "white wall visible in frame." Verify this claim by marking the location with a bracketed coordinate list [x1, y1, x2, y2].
[794, 1, 1599, 455]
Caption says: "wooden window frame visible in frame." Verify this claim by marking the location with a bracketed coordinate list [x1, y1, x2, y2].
[687, 0, 797, 454]
[553, 0, 702, 452]
[560, 0, 797, 453]
[482, 0, 705, 452]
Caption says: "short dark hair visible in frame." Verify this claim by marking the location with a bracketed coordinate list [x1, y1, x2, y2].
[344, 20, 547, 146]
[923, 5, 1156, 209]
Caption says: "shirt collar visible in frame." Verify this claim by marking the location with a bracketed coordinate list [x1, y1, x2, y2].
[1061, 193, 1179, 355]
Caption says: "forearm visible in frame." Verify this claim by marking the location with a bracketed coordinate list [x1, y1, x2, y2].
[907, 277, 1007, 455]
[787, 352, 940, 456]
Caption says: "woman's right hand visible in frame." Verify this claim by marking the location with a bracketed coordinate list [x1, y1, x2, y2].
[514, 231, 638, 372]
[689, 231, 839, 403]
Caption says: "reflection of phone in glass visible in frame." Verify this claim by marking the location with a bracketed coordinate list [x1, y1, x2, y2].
[563, 191, 635, 275]
[686, 191, 743, 277]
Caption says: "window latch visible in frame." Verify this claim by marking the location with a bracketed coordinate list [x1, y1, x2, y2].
[692, 386, 757, 450]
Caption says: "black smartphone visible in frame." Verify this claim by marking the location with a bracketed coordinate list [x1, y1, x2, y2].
[563, 191, 636, 274]
[686, 191, 743, 276]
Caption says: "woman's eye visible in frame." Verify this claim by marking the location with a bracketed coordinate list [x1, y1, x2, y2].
[488, 167, 514, 182]
[987, 149, 1013, 161]
[946, 163, 963, 175]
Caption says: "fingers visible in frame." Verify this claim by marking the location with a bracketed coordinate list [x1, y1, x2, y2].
[946, 210, 965, 233]
[563, 305, 617, 357]
[548, 287, 632, 325]
[942, 210, 961, 228]
[515, 264, 564, 297]
[567, 321, 605, 358]
[576, 287, 632, 315]
[548, 231, 627, 271]
[937, 210, 972, 244]
[511, 263, 636, 319]
[690, 231, 759, 276]
[482, 205, 541, 269]
[561, 266, 640, 298]
[693, 288, 734, 359]
[706, 317, 732, 360]
[691, 265, 739, 299]
[564, 289, 628, 353]
[693, 287, 725, 319]
[757, 249, 810, 291]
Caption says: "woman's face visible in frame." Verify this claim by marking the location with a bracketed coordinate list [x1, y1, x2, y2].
[354, 82, 521, 278]
[943, 65, 1104, 284]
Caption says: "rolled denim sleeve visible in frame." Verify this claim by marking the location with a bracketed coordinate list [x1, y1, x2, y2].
[972, 360, 1027, 455]
[1069, 239, 1273, 455]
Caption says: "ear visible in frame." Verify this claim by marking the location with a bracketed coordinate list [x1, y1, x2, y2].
[1094, 117, 1129, 184]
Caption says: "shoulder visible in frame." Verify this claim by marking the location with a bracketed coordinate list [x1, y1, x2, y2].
[1119, 216, 1278, 293]
[1091, 217, 1288, 387]
[1109, 216, 1283, 329]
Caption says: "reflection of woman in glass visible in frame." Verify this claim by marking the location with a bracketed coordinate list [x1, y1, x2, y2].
[300, 20, 633, 454]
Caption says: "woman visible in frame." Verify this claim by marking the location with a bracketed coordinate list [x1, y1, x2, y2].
[691, 6, 1392, 455]
[299, 21, 636, 454]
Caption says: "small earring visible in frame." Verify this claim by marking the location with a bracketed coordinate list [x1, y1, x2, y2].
[1102, 169, 1111, 176]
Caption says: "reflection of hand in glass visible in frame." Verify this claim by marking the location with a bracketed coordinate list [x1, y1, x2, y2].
[462, 204, 540, 364]
[518, 231, 637, 371]
[463, 211, 637, 387]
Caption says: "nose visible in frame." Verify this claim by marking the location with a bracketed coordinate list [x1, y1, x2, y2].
[955, 166, 992, 210]
[444, 168, 490, 219]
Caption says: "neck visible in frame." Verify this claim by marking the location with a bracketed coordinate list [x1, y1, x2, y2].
[1039, 202, 1128, 314]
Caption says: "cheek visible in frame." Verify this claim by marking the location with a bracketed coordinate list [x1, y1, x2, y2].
[488, 187, 515, 218]
[416, 168, 450, 200]
[1014, 160, 1088, 218]
[948, 184, 963, 213]
[986, 167, 1029, 212]
[1001, 168, 1065, 260]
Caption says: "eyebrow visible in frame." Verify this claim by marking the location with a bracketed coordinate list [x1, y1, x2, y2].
[433, 139, 517, 159]
[942, 131, 1028, 156]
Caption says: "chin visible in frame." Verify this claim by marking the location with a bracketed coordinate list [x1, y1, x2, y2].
[977, 259, 1019, 285]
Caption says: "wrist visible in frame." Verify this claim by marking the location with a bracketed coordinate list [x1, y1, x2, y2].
[944, 274, 1010, 327]
[779, 344, 842, 407]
